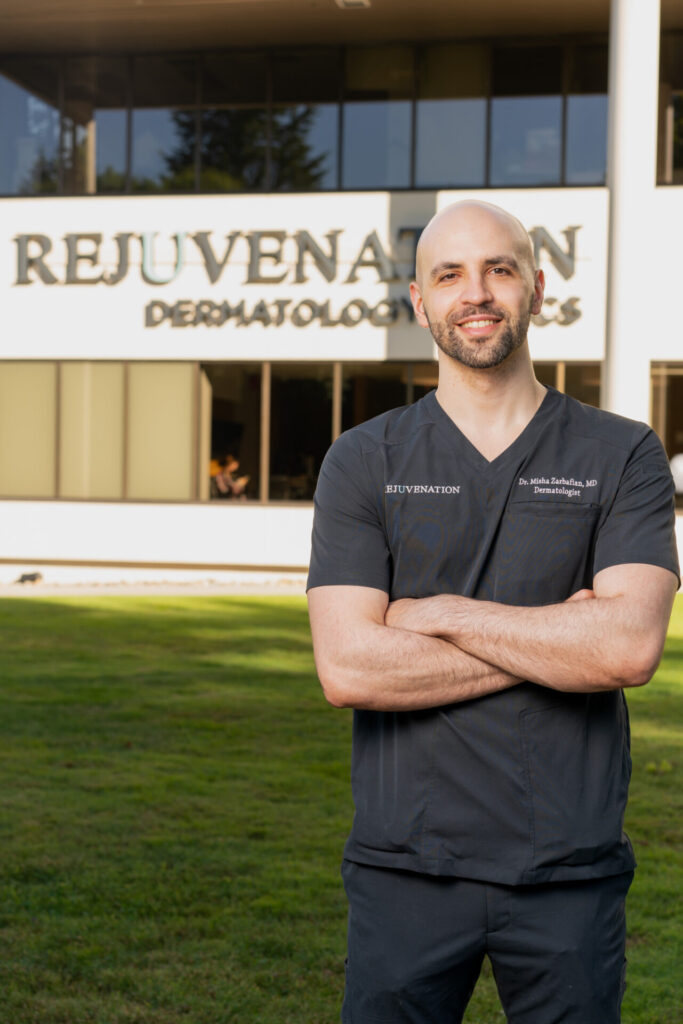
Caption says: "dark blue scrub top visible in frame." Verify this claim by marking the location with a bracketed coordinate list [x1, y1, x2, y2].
[308, 388, 679, 885]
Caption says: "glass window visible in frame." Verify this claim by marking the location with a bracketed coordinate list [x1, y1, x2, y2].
[0, 58, 60, 195]
[63, 57, 129, 194]
[202, 363, 261, 501]
[59, 363, 124, 499]
[270, 364, 332, 500]
[200, 52, 268, 191]
[533, 363, 558, 390]
[490, 47, 563, 187]
[564, 363, 600, 408]
[0, 362, 56, 496]
[131, 56, 197, 192]
[343, 47, 412, 189]
[415, 44, 487, 188]
[672, 92, 683, 185]
[126, 363, 196, 500]
[342, 363, 410, 432]
[651, 363, 683, 504]
[271, 49, 339, 190]
[565, 45, 608, 185]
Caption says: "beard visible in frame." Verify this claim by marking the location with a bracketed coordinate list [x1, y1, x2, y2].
[427, 298, 534, 369]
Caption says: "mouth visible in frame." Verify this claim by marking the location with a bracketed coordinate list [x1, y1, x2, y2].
[455, 315, 503, 338]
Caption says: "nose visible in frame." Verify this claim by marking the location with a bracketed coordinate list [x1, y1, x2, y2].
[459, 272, 493, 306]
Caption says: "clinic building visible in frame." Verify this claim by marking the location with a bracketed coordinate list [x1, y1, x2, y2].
[0, 0, 681, 577]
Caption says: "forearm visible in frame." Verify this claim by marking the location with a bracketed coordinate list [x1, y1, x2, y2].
[388, 587, 668, 692]
[312, 616, 520, 711]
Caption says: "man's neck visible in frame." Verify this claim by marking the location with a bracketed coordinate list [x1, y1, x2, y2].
[435, 347, 547, 463]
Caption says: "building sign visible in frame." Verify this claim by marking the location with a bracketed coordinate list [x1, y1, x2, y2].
[0, 189, 608, 361]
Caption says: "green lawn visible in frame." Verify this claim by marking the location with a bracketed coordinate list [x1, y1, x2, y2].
[0, 595, 680, 1023]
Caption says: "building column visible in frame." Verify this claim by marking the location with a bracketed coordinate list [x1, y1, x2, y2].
[602, 0, 661, 422]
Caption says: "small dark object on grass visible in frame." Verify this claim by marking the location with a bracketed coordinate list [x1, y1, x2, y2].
[15, 572, 43, 584]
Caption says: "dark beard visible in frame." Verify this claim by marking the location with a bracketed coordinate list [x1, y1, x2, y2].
[427, 300, 533, 369]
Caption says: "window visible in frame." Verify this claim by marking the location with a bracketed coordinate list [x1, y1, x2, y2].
[63, 57, 129, 194]
[202, 363, 261, 500]
[201, 52, 269, 192]
[415, 45, 487, 188]
[0, 363, 56, 496]
[342, 47, 413, 190]
[269, 364, 333, 500]
[126, 363, 197, 499]
[131, 56, 197, 192]
[659, 34, 683, 185]
[565, 45, 608, 185]
[59, 362, 124, 498]
[0, 58, 60, 195]
[490, 47, 563, 187]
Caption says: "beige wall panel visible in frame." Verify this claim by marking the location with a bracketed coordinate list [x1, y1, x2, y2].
[0, 362, 56, 497]
[127, 362, 195, 500]
[60, 362, 124, 499]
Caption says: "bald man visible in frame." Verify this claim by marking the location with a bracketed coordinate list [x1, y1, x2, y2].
[307, 201, 679, 1023]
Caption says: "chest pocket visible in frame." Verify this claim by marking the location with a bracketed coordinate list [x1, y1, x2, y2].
[491, 500, 600, 606]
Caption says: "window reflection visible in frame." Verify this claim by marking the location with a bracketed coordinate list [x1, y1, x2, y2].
[416, 100, 486, 187]
[566, 95, 608, 184]
[490, 97, 562, 186]
[64, 57, 128, 194]
[343, 101, 411, 189]
[271, 104, 338, 190]
[0, 60, 60, 195]
[132, 56, 196, 192]
[199, 107, 268, 191]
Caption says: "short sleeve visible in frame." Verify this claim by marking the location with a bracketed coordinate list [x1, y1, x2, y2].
[306, 433, 391, 592]
[593, 429, 680, 582]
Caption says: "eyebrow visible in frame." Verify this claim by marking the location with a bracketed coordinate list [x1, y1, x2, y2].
[429, 255, 521, 282]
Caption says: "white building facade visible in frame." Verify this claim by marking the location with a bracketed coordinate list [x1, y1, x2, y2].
[0, 0, 681, 576]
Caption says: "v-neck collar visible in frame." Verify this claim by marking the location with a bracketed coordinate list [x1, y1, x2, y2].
[425, 386, 561, 474]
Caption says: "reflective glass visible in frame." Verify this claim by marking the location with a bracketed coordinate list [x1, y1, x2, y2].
[673, 93, 683, 184]
[415, 100, 486, 187]
[271, 104, 338, 190]
[342, 101, 411, 189]
[64, 57, 128, 194]
[0, 362, 56, 496]
[132, 56, 196, 192]
[490, 96, 562, 186]
[566, 94, 608, 184]
[564, 363, 601, 409]
[0, 59, 60, 195]
[199, 107, 268, 191]
[270, 364, 332, 500]
[126, 363, 195, 500]
[203, 363, 261, 501]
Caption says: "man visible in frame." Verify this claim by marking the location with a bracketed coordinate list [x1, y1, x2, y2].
[307, 200, 679, 1023]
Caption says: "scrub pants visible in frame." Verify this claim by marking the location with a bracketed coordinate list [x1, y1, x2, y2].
[341, 860, 633, 1024]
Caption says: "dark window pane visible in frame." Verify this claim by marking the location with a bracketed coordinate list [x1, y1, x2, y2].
[64, 56, 128, 194]
[490, 96, 562, 186]
[204, 363, 261, 501]
[270, 364, 332, 501]
[0, 58, 60, 195]
[343, 101, 411, 189]
[534, 363, 557, 390]
[493, 47, 563, 96]
[415, 99, 486, 187]
[418, 44, 488, 100]
[564, 363, 601, 408]
[272, 49, 340, 103]
[271, 104, 338, 190]
[342, 363, 409, 432]
[569, 44, 608, 93]
[566, 94, 607, 184]
[133, 55, 196, 107]
[673, 93, 683, 184]
[345, 46, 413, 100]
[203, 52, 267, 105]
[199, 107, 268, 191]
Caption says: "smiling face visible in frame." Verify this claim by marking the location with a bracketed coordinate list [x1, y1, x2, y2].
[410, 202, 544, 370]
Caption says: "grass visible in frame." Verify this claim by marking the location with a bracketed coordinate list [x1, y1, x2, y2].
[0, 594, 680, 1023]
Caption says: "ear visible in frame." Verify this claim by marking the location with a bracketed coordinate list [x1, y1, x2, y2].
[531, 269, 545, 316]
[409, 281, 430, 329]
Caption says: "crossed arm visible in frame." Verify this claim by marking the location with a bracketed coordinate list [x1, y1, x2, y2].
[307, 563, 678, 711]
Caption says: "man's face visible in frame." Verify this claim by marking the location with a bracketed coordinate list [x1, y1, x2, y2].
[410, 209, 544, 370]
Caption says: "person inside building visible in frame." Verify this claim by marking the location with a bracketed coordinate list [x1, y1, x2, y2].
[306, 200, 679, 1023]
[210, 454, 249, 499]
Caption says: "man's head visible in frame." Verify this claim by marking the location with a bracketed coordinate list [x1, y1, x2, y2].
[410, 201, 544, 370]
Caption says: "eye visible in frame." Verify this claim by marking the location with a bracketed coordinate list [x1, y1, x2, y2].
[490, 266, 510, 276]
